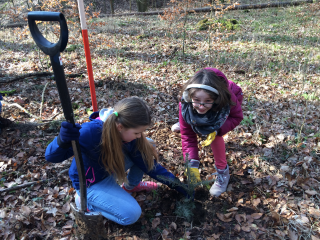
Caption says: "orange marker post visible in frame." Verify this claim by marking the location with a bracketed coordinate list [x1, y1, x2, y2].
[77, 0, 98, 112]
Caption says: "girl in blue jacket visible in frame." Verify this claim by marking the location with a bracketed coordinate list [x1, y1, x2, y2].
[45, 97, 187, 225]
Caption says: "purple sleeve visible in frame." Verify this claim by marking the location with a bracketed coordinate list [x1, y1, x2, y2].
[179, 102, 199, 161]
[0, 93, 2, 100]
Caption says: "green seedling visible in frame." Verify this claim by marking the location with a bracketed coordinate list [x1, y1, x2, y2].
[158, 154, 214, 221]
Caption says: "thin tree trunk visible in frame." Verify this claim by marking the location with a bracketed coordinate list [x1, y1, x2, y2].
[110, 0, 114, 14]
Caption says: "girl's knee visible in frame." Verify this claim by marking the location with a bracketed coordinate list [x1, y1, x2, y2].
[120, 204, 141, 225]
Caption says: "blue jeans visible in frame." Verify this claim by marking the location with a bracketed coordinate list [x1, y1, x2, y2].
[76, 152, 145, 225]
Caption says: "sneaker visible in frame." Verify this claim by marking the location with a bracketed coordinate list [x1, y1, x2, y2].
[122, 181, 158, 193]
[171, 122, 180, 132]
[75, 193, 90, 212]
[209, 165, 230, 197]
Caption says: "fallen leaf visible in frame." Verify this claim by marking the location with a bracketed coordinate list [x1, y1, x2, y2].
[47, 217, 56, 223]
[252, 198, 261, 207]
[241, 179, 252, 184]
[61, 202, 70, 213]
[288, 228, 298, 240]
[68, 188, 74, 194]
[276, 230, 286, 237]
[227, 207, 238, 212]
[62, 224, 73, 229]
[62, 230, 71, 236]
[241, 225, 251, 232]
[170, 222, 177, 230]
[21, 206, 31, 216]
[309, 208, 320, 218]
[217, 212, 235, 222]
[270, 211, 281, 225]
[46, 207, 58, 217]
[251, 213, 263, 219]
[280, 165, 290, 172]
[162, 229, 169, 238]
[305, 190, 317, 196]
[16, 152, 25, 158]
[152, 217, 160, 229]
[135, 194, 146, 202]
[207, 233, 221, 240]
[183, 222, 190, 227]
[294, 215, 309, 225]
[235, 213, 246, 223]
[0, 209, 7, 218]
[234, 224, 241, 232]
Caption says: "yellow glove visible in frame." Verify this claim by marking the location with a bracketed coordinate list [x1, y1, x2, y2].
[185, 167, 201, 183]
[201, 131, 217, 147]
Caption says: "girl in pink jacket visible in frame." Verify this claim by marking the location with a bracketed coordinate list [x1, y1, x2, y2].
[171, 68, 243, 197]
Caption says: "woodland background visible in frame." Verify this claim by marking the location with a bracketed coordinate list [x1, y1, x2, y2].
[0, 0, 320, 239]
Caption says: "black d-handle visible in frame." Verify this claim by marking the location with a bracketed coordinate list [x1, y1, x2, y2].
[28, 11, 68, 56]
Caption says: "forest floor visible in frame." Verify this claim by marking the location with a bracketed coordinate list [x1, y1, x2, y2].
[0, 1, 320, 240]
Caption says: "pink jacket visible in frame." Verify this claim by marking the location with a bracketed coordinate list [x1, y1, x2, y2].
[179, 68, 243, 160]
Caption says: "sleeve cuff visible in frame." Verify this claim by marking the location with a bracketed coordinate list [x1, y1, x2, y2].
[57, 134, 72, 149]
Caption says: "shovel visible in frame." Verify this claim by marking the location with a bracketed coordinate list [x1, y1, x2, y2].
[28, 11, 107, 239]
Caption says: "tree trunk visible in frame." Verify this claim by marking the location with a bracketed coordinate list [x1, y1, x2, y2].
[137, 0, 148, 12]
[110, 0, 114, 14]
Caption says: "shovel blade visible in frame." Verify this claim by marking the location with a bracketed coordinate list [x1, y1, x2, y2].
[70, 203, 108, 240]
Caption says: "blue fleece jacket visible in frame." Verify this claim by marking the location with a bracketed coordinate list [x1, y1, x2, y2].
[45, 111, 187, 196]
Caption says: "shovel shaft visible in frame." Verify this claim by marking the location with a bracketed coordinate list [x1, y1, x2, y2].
[50, 53, 87, 212]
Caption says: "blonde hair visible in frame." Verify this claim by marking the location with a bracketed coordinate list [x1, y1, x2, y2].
[100, 97, 158, 183]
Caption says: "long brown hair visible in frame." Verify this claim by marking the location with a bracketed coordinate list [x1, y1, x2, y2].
[100, 97, 158, 183]
[181, 69, 234, 111]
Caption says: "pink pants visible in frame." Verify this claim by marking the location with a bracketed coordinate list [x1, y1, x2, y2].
[210, 135, 227, 170]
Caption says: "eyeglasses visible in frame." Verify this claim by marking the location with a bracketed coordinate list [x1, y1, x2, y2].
[191, 102, 214, 107]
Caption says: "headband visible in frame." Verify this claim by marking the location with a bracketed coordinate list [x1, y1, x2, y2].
[182, 84, 219, 102]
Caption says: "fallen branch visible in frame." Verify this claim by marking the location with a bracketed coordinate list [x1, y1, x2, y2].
[0, 22, 27, 28]
[101, 0, 313, 17]
[40, 82, 49, 117]
[2, 100, 39, 119]
[0, 72, 85, 83]
[0, 168, 69, 193]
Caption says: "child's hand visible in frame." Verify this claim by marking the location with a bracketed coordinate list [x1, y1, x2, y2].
[187, 168, 200, 183]
[201, 131, 217, 147]
[59, 122, 81, 143]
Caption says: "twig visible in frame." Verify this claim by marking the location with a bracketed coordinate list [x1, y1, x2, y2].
[1, 100, 39, 119]
[42, 112, 63, 121]
[38, 48, 44, 72]
[39, 82, 49, 117]
[0, 168, 69, 193]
